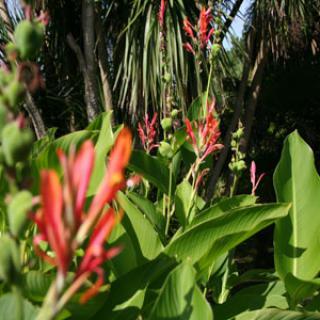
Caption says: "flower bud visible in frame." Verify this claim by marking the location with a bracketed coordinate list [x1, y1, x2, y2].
[163, 72, 171, 83]
[171, 109, 179, 118]
[2, 123, 34, 166]
[3, 80, 25, 108]
[159, 141, 173, 159]
[161, 117, 172, 132]
[0, 235, 20, 283]
[14, 20, 44, 60]
[211, 44, 221, 58]
[8, 191, 33, 237]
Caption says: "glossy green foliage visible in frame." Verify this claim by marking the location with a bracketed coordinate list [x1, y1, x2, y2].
[274, 131, 320, 281]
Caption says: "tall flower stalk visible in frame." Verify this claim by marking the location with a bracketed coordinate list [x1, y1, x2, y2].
[35, 128, 132, 320]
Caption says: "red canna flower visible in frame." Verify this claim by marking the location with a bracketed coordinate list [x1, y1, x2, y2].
[185, 100, 223, 161]
[198, 7, 214, 48]
[183, 17, 194, 39]
[183, 42, 196, 56]
[32, 127, 132, 302]
[182, 6, 215, 54]
[158, 0, 167, 29]
[250, 161, 266, 195]
[138, 113, 159, 153]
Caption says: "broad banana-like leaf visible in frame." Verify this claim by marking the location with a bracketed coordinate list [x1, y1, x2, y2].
[274, 131, 320, 281]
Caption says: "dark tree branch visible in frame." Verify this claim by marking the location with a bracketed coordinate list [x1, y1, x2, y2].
[220, 0, 244, 44]
[95, 3, 113, 112]
[206, 28, 255, 201]
[81, 0, 100, 120]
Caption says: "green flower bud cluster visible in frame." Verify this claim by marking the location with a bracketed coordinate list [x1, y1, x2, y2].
[159, 141, 174, 159]
[14, 20, 45, 60]
[161, 117, 172, 132]
[229, 126, 246, 175]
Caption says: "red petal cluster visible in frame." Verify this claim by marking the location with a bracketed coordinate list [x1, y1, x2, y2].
[138, 113, 159, 153]
[182, 6, 215, 54]
[250, 161, 266, 195]
[185, 100, 223, 161]
[32, 128, 132, 301]
[158, 0, 167, 29]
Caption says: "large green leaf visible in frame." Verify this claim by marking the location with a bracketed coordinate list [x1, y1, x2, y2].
[189, 195, 257, 229]
[190, 286, 213, 320]
[128, 150, 174, 194]
[165, 203, 290, 264]
[35, 130, 97, 171]
[127, 192, 166, 242]
[0, 293, 39, 320]
[175, 179, 205, 227]
[274, 131, 320, 281]
[285, 273, 320, 306]
[214, 282, 288, 320]
[92, 255, 177, 319]
[23, 271, 53, 302]
[235, 308, 320, 320]
[87, 112, 115, 196]
[147, 262, 196, 320]
[117, 192, 163, 262]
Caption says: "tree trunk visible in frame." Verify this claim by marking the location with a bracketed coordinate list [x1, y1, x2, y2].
[25, 93, 47, 139]
[82, 0, 100, 121]
[205, 29, 255, 201]
[95, 3, 113, 112]
[0, 0, 47, 139]
[240, 39, 269, 154]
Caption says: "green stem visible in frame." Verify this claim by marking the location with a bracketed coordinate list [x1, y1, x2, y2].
[165, 162, 173, 236]
[36, 273, 65, 320]
[186, 160, 200, 223]
[218, 255, 231, 304]
[203, 61, 214, 115]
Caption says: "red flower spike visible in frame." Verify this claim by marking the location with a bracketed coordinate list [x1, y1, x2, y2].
[33, 127, 132, 305]
[39, 170, 70, 274]
[137, 113, 159, 153]
[72, 141, 94, 224]
[250, 161, 266, 195]
[185, 100, 223, 162]
[78, 208, 117, 275]
[183, 17, 194, 39]
[185, 119, 198, 154]
[84, 128, 132, 231]
[183, 43, 196, 55]
[158, 0, 167, 28]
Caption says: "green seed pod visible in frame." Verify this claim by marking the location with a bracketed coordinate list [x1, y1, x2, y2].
[8, 191, 33, 237]
[0, 235, 20, 283]
[159, 141, 173, 159]
[171, 109, 179, 118]
[211, 44, 221, 58]
[161, 117, 172, 132]
[2, 123, 34, 166]
[237, 160, 247, 171]
[163, 72, 171, 83]
[228, 162, 236, 172]
[14, 20, 44, 60]
[3, 80, 25, 109]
